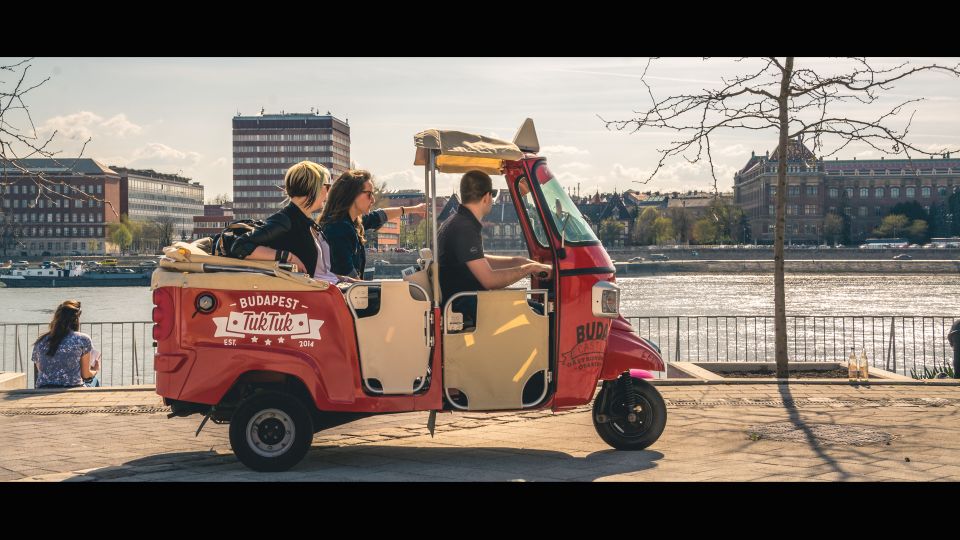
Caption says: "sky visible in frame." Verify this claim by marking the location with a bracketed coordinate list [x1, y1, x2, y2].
[3, 57, 959, 202]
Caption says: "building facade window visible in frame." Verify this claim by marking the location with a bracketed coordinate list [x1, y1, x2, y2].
[829, 188, 839, 198]
[891, 187, 900, 198]
[906, 187, 916, 198]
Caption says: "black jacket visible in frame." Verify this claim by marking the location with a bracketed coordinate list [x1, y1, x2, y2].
[230, 203, 320, 277]
[322, 209, 387, 279]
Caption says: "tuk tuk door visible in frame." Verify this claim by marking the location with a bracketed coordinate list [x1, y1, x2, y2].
[512, 158, 618, 409]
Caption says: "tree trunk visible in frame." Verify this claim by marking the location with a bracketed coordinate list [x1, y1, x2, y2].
[774, 57, 794, 379]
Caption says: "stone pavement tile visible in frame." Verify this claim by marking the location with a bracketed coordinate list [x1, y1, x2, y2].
[871, 468, 943, 481]
[757, 456, 838, 469]
[924, 464, 960, 479]
[868, 458, 942, 472]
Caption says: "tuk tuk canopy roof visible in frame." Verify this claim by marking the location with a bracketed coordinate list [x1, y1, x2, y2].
[414, 129, 524, 174]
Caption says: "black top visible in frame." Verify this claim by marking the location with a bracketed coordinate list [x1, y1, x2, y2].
[229, 202, 321, 277]
[322, 209, 388, 279]
[437, 205, 486, 304]
[949, 319, 960, 349]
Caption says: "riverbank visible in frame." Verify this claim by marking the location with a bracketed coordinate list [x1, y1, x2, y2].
[368, 259, 960, 277]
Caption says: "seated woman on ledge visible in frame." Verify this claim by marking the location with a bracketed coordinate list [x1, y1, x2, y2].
[33, 300, 100, 388]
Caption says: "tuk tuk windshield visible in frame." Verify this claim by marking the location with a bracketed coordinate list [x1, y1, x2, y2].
[533, 162, 599, 244]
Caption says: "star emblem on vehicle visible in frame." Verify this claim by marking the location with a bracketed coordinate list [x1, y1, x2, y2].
[265, 338, 272, 346]
[250, 336, 258, 343]
[277, 337, 285, 344]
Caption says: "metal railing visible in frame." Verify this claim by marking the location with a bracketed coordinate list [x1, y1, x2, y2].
[625, 315, 958, 377]
[1, 322, 155, 388]
[1, 315, 956, 386]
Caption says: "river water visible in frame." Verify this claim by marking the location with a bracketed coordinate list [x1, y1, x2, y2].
[2, 273, 956, 323]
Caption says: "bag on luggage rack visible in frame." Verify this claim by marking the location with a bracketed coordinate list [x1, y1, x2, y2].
[202, 219, 266, 257]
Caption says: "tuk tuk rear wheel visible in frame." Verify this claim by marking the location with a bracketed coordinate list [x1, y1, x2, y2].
[593, 378, 666, 451]
[229, 392, 314, 472]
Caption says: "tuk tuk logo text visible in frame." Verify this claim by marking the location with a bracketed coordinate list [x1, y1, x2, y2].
[562, 322, 608, 371]
[213, 310, 324, 340]
[238, 294, 302, 310]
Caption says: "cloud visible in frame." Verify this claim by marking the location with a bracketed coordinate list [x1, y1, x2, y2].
[130, 143, 202, 166]
[98, 114, 142, 137]
[211, 157, 228, 167]
[714, 144, 751, 157]
[558, 161, 593, 172]
[541, 145, 590, 156]
[377, 169, 420, 189]
[608, 161, 738, 192]
[39, 111, 143, 140]
[39, 111, 102, 140]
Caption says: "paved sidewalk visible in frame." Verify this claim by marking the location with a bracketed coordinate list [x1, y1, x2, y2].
[2, 382, 959, 481]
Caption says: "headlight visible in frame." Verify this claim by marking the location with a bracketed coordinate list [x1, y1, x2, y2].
[591, 282, 619, 318]
[601, 290, 618, 314]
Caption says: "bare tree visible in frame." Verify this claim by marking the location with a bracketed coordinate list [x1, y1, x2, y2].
[208, 193, 232, 206]
[1, 58, 117, 217]
[601, 57, 960, 377]
[155, 215, 177, 249]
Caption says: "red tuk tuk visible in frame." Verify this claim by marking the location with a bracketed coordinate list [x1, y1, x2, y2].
[152, 119, 666, 471]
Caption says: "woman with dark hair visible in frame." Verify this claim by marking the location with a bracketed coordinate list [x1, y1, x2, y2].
[319, 170, 426, 280]
[32, 300, 100, 388]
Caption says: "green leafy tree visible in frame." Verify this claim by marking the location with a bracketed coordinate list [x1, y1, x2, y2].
[822, 213, 843, 246]
[108, 221, 132, 254]
[667, 206, 693, 244]
[692, 218, 719, 244]
[653, 216, 675, 245]
[873, 214, 910, 238]
[598, 218, 625, 246]
[907, 219, 929, 244]
[632, 207, 659, 245]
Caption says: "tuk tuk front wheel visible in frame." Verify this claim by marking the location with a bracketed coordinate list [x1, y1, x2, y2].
[592, 377, 666, 451]
[229, 392, 314, 472]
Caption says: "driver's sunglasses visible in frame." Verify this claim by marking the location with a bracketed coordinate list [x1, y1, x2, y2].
[488, 188, 499, 200]
[360, 190, 375, 199]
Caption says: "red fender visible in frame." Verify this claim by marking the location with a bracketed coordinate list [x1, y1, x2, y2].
[599, 316, 665, 380]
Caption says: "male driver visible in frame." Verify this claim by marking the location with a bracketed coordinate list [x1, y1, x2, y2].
[437, 170, 552, 326]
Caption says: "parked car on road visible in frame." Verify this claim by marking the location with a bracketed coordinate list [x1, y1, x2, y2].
[648, 254, 669, 261]
[892, 254, 913, 260]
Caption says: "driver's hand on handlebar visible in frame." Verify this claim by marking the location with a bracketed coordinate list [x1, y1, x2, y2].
[531, 263, 553, 279]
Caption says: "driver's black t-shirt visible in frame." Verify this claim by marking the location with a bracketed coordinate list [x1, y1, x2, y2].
[438, 205, 486, 304]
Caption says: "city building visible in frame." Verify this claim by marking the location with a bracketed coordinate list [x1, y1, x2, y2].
[0, 159, 121, 256]
[111, 166, 204, 241]
[667, 192, 734, 221]
[233, 111, 351, 220]
[192, 204, 235, 240]
[734, 140, 960, 243]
